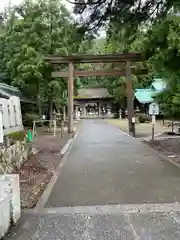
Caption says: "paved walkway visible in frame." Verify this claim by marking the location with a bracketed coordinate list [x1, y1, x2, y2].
[47, 120, 180, 206]
[6, 120, 180, 239]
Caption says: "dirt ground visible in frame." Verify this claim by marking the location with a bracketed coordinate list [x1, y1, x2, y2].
[106, 119, 171, 138]
[13, 130, 75, 209]
[145, 137, 180, 165]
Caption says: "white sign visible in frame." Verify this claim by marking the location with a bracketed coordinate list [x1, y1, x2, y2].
[132, 117, 136, 123]
[149, 102, 159, 115]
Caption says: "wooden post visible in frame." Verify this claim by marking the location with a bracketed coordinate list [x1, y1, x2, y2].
[68, 61, 74, 133]
[98, 101, 101, 116]
[152, 115, 156, 141]
[126, 61, 134, 136]
[63, 106, 66, 122]
[32, 120, 36, 138]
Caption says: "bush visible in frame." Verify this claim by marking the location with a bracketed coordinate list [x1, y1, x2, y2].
[23, 112, 39, 127]
[7, 131, 25, 141]
[4, 130, 25, 145]
[137, 113, 151, 123]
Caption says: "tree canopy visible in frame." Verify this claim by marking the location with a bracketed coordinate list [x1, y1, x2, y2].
[143, 10, 180, 118]
[0, 0, 89, 118]
[1, 0, 180, 120]
[71, 0, 178, 33]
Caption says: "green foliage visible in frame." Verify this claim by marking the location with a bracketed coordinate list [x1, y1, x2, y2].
[104, 76, 126, 104]
[1, 0, 180, 121]
[73, 0, 174, 34]
[0, 0, 88, 118]
[77, 37, 106, 88]
[23, 112, 39, 127]
[7, 130, 25, 142]
[142, 11, 180, 119]
[103, 28, 153, 106]
[137, 113, 151, 123]
[101, 8, 180, 119]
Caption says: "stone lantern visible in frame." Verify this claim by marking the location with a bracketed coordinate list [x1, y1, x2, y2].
[52, 110, 56, 120]
[125, 109, 128, 118]
[135, 106, 140, 113]
[107, 105, 111, 116]
[56, 110, 61, 119]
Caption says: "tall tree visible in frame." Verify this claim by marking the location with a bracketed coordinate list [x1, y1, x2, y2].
[0, 0, 86, 118]
[71, 0, 177, 33]
[142, 10, 180, 118]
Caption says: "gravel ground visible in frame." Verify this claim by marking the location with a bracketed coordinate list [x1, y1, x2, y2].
[144, 137, 180, 164]
[13, 131, 74, 209]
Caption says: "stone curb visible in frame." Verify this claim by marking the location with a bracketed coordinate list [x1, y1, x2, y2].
[31, 202, 180, 215]
[32, 132, 79, 213]
[118, 129, 136, 139]
[141, 132, 162, 141]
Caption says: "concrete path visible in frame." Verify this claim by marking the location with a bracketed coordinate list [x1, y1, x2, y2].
[6, 120, 180, 239]
[6, 204, 180, 239]
[47, 120, 180, 207]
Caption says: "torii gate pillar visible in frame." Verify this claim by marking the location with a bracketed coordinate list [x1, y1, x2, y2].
[126, 61, 135, 136]
[68, 61, 74, 133]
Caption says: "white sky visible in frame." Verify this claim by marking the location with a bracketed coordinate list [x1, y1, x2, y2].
[0, 0, 73, 12]
[0, 0, 21, 12]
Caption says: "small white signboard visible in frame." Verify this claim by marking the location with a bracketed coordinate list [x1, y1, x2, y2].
[149, 102, 159, 115]
[132, 117, 136, 123]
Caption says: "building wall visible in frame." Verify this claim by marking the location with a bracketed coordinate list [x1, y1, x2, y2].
[0, 96, 23, 136]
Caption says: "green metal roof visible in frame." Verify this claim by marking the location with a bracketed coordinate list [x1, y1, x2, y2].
[135, 78, 166, 104]
[150, 78, 166, 92]
[134, 89, 155, 104]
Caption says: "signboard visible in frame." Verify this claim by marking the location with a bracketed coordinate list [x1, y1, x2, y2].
[149, 102, 159, 115]
[132, 117, 136, 123]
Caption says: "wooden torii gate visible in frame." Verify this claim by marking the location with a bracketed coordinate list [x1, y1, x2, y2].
[45, 53, 147, 136]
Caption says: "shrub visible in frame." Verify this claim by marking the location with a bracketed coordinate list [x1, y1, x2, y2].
[137, 113, 151, 123]
[4, 130, 25, 145]
[7, 131, 25, 141]
[23, 112, 39, 127]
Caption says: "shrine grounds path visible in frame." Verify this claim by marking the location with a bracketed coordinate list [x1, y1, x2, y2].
[7, 119, 180, 239]
[47, 119, 180, 206]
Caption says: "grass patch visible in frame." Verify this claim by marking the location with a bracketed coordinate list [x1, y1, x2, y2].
[7, 130, 25, 142]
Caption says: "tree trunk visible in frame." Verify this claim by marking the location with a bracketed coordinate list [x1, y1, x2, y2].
[36, 93, 41, 116]
[36, 81, 42, 116]
[63, 106, 66, 121]
[48, 97, 53, 120]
